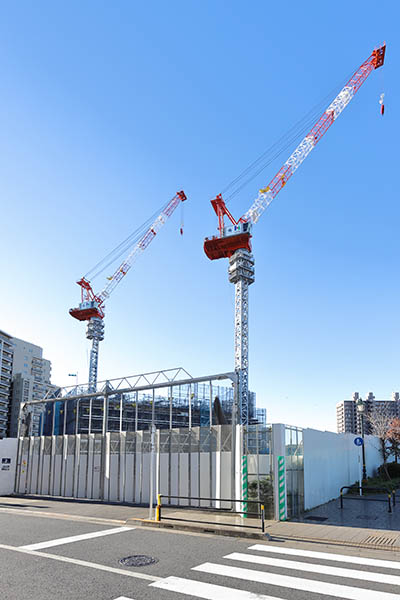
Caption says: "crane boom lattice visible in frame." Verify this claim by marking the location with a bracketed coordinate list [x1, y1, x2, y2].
[244, 44, 386, 225]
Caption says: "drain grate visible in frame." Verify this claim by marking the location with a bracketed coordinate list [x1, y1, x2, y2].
[363, 535, 399, 546]
[357, 515, 378, 521]
[119, 555, 158, 567]
[304, 516, 328, 522]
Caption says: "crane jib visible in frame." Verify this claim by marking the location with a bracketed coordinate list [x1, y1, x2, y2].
[70, 190, 187, 325]
[203, 43, 385, 244]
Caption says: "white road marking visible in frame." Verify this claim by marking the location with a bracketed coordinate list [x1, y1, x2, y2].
[151, 576, 284, 599]
[113, 597, 135, 599]
[20, 526, 133, 550]
[0, 542, 160, 582]
[249, 543, 400, 570]
[0, 505, 126, 525]
[193, 562, 400, 600]
[226, 552, 400, 586]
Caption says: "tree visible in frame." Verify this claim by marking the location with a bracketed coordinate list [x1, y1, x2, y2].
[368, 411, 392, 476]
[387, 418, 400, 463]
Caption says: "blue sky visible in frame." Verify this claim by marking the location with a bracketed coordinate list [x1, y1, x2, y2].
[0, 1, 397, 431]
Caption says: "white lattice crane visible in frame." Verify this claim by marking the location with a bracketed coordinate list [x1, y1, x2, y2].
[204, 45, 386, 425]
[70, 190, 187, 390]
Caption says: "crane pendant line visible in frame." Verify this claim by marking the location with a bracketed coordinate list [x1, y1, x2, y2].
[203, 44, 385, 426]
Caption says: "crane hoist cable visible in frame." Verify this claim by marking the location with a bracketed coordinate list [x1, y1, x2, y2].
[84, 198, 172, 281]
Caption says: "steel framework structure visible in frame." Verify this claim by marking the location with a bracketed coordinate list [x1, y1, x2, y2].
[229, 249, 255, 426]
[18, 368, 241, 436]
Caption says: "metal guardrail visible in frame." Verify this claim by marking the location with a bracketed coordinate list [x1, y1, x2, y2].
[156, 494, 266, 532]
[339, 486, 396, 513]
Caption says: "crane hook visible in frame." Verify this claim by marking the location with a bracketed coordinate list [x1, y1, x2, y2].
[379, 93, 385, 116]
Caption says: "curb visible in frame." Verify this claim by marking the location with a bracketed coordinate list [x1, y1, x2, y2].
[126, 518, 267, 540]
[127, 518, 400, 551]
[266, 532, 400, 552]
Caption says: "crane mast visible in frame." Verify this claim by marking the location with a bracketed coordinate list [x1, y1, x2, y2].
[70, 190, 187, 391]
[204, 44, 385, 425]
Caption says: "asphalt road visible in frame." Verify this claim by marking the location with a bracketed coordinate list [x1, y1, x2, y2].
[2, 509, 400, 599]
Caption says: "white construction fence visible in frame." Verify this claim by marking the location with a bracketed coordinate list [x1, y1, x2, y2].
[1, 422, 388, 520]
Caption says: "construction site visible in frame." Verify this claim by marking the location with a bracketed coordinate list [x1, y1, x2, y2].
[9, 43, 387, 523]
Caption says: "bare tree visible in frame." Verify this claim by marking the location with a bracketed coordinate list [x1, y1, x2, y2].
[387, 418, 400, 464]
[368, 411, 392, 474]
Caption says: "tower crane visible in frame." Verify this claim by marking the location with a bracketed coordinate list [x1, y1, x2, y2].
[204, 44, 386, 425]
[70, 190, 187, 391]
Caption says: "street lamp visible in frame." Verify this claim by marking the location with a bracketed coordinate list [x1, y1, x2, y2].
[356, 397, 367, 481]
[68, 373, 79, 434]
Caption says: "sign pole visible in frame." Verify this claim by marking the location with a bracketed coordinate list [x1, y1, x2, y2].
[354, 436, 364, 496]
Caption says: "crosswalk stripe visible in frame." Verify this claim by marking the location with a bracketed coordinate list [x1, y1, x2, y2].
[249, 544, 400, 570]
[225, 552, 400, 586]
[151, 576, 284, 599]
[193, 562, 400, 600]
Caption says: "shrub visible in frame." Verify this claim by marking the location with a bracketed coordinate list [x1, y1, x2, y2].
[378, 462, 400, 479]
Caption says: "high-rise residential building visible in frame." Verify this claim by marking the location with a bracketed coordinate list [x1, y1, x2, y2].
[8, 337, 52, 436]
[0, 330, 13, 438]
[336, 391, 400, 435]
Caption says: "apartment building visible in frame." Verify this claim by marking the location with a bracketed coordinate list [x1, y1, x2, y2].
[0, 330, 13, 438]
[9, 337, 52, 436]
[337, 391, 400, 435]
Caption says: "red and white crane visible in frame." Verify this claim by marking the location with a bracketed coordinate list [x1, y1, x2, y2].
[70, 190, 187, 390]
[204, 45, 386, 425]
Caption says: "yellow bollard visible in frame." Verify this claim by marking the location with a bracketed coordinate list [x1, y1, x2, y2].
[156, 494, 162, 522]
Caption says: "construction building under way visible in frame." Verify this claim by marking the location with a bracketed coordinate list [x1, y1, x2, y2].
[34, 368, 263, 436]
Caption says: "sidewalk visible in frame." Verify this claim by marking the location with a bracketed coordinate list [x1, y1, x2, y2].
[4, 494, 400, 551]
[276, 491, 400, 551]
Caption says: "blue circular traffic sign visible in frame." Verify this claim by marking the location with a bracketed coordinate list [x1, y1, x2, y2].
[354, 437, 364, 446]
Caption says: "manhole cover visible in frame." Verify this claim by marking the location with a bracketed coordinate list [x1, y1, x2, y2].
[304, 516, 328, 522]
[119, 555, 158, 567]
